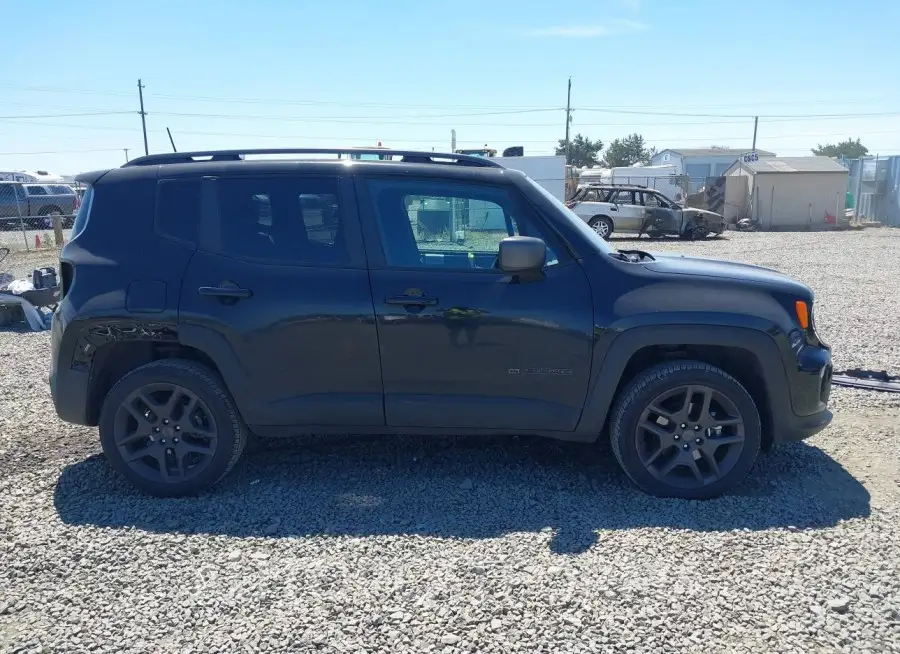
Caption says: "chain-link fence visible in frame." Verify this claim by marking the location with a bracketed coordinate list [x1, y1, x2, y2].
[0, 181, 81, 252]
[0, 214, 74, 252]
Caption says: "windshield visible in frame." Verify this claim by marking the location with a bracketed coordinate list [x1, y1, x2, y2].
[528, 179, 614, 253]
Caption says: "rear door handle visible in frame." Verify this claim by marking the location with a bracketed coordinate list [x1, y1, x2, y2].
[385, 295, 438, 307]
[198, 286, 253, 299]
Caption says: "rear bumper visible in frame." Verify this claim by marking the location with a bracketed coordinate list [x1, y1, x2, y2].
[50, 311, 92, 426]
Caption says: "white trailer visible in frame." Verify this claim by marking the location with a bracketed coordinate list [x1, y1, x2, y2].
[462, 155, 566, 230]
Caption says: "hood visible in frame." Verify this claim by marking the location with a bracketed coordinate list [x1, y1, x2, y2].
[642, 252, 812, 298]
[683, 208, 724, 219]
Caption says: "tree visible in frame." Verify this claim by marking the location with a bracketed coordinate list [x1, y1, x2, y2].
[811, 138, 869, 159]
[555, 133, 603, 168]
[601, 133, 651, 167]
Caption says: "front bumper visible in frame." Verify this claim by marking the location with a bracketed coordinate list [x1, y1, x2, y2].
[771, 343, 833, 444]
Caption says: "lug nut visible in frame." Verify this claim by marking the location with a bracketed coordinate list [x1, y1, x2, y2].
[695, 438, 703, 444]
[694, 425, 700, 431]
[160, 439, 166, 444]
[680, 423, 687, 429]
[674, 434, 681, 441]
[163, 419, 169, 425]
[682, 443, 690, 450]
[174, 425, 180, 431]
[173, 437, 179, 443]
[154, 427, 161, 433]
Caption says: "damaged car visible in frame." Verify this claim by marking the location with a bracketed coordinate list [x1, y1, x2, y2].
[566, 184, 726, 240]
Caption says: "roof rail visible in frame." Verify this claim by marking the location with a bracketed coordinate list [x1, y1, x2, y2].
[122, 148, 504, 168]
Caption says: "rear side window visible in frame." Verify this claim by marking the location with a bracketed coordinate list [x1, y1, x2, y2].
[70, 185, 93, 238]
[48, 185, 74, 194]
[213, 176, 347, 266]
[156, 179, 200, 245]
[25, 185, 47, 196]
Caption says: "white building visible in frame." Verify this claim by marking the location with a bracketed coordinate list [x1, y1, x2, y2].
[723, 156, 848, 229]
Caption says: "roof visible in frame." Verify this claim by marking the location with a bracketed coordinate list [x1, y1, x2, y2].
[658, 148, 776, 157]
[728, 156, 848, 175]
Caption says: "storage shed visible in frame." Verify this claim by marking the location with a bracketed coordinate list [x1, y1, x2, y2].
[723, 156, 848, 229]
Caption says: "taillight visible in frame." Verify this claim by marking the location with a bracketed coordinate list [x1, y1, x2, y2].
[73, 194, 81, 211]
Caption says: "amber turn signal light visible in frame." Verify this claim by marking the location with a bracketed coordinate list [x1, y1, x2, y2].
[794, 300, 810, 330]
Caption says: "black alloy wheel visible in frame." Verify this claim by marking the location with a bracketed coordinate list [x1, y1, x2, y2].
[609, 361, 761, 499]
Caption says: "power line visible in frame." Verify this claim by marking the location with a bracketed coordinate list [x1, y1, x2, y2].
[0, 111, 134, 120]
[0, 148, 126, 156]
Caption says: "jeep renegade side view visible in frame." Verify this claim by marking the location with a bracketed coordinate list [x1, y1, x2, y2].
[50, 148, 833, 499]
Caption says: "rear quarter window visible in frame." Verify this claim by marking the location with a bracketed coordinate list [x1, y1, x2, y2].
[155, 179, 200, 246]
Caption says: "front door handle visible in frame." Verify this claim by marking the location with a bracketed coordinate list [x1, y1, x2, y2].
[385, 295, 438, 307]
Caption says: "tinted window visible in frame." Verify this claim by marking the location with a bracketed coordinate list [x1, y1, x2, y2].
[25, 185, 47, 196]
[156, 179, 201, 245]
[215, 176, 346, 265]
[48, 185, 74, 194]
[364, 178, 559, 270]
[0, 185, 14, 203]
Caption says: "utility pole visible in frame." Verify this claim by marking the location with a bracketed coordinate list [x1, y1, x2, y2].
[166, 127, 177, 152]
[751, 116, 758, 152]
[564, 77, 572, 164]
[123, 148, 130, 163]
[137, 79, 149, 156]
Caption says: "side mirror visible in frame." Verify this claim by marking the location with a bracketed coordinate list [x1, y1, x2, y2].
[498, 236, 546, 273]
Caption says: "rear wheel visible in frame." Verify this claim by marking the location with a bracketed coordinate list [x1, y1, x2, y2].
[609, 361, 761, 499]
[589, 215, 613, 240]
[99, 359, 247, 497]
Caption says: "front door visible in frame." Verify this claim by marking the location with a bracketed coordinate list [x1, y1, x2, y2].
[609, 189, 646, 232]
[178, 173, 383, 428]
[356, 175, 595, 432]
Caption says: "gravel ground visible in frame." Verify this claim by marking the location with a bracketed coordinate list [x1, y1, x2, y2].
[1, 229, 899, 653]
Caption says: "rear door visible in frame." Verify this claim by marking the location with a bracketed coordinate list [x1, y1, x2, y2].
[178, 172, 383, 428]
[356, 174, 594, 432]
[609, 189, 645, 231]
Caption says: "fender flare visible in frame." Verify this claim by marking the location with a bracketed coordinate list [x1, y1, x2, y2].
[576, 323, 791, 434]
[178, 323, 252, 412]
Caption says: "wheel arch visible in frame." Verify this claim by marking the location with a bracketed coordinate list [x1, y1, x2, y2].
[84, 323, 250, 425]
[578, 324, 789, 451]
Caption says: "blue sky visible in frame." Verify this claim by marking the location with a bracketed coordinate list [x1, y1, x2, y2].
[2, 0, 899, 174]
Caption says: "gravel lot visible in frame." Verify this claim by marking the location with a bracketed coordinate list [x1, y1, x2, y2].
[1, 230, 899, 653]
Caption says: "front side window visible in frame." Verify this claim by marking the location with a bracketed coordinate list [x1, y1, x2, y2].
[25, 185, 47, 196]
[215, 176, 347, 266]
[0, 185, 14, 203]
[643, 192, 661, 208]
[364, 178, 559, 270]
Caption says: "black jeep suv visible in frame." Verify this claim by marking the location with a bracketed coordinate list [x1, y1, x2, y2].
[50, 148, 833, 499]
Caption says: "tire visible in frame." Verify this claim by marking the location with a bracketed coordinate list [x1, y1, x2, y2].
[589, 215, 613, 240]
[98, 359, 247, 497]
[609, 360, 761, 499]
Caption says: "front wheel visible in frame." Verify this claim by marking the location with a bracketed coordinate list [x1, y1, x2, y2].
[609, 361, 761, 499]
[99, 359, 247, 497]
[589, 215, 613, 240]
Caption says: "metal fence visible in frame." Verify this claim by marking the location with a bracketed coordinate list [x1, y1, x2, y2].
[845, 155, 900, 226]
[0, 214, 74, 252]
